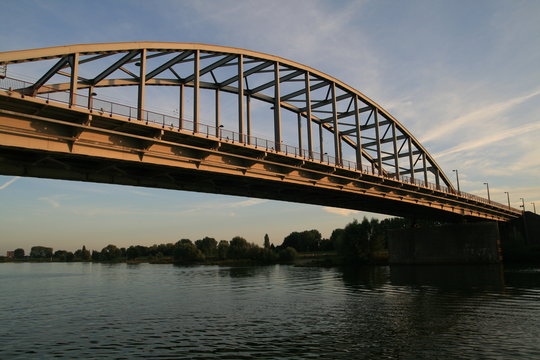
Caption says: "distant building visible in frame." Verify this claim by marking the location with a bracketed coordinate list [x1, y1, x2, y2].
[6, 251, 14, 258]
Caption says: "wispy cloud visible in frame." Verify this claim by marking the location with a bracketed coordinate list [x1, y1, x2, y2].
[421, 88, 540, 143]
[126, 189, 153, 197]
[0, 176, 20, 191]
[434, 121, 540, 159]
[192, 198, 268, 210]
[38, 194, 76, 208]
[323, 207, 360, 216]
[39, 196, 62, 208]
[68, 198, 268, 218]
[227, 198, 267, 208]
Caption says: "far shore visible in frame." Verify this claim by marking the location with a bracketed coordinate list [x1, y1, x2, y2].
[0, 251, 388, 267]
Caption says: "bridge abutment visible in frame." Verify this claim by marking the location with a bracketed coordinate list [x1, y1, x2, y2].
[499, 211, 540, 262]
[388, 222, 502, 264]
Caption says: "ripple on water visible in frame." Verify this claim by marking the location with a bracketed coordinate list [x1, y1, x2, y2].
[1, 263, 540, 359]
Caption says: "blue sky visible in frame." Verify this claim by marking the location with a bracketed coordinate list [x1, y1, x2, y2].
[1, 0, 539, 254]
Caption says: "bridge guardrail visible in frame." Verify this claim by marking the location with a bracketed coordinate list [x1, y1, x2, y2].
[0, 76, 516, 212]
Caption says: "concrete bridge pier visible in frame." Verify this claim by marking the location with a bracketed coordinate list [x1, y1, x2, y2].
[499, 211, 540, 262]
[387, 222, 503, 264]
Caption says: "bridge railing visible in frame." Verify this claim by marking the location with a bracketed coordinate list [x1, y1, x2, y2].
[0, 76, 514, 211]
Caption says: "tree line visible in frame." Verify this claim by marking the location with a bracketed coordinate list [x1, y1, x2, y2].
[279, 217, 411, 264]
[6, 236, 297, 265]
[4, 216, 418, 265]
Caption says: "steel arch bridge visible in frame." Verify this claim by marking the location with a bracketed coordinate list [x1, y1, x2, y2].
[0, 42, 520, 221]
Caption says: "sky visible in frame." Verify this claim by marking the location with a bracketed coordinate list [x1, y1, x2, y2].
[1, 0, 539, 254]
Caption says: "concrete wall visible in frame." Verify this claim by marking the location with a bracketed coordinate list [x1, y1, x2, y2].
[499, 211, 540, 262]
[388, 222, 501, 264]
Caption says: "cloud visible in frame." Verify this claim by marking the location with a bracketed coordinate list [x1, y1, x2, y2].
[323, 207, 360, 216]
[434, 121, 540, 159]
[39, 196, 61, 208]
[421, 88, 540, 143]
[227, 198, 267, 208]
[69, 197, 268, 217]
[466, 185, 540, 206]
[0, 176, 20, 191]
[126, 189, 152, 197]
[38, 194, 76, 209]
[192, 198, 268, 210]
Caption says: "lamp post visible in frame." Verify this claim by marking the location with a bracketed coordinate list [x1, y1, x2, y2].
[532, 202, 537, 214]
[483, 182, 491, 203]
[504, 191, 511, 209]
[520, 198, 525, 212]
[452, 169, 460, 193]
[88, 89, 97, 110]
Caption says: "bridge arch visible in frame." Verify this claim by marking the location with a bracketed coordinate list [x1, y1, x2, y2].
[0, 42, 452, 189]
[1, 42, 522, 221]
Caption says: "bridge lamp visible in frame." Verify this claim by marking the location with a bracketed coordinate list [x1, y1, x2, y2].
[504, 191, 511, 209]
[88, 91, 97, 111]
[452, 169, 460, 193]
[483, 182, 491, 203]
[520, 198, 525, 212]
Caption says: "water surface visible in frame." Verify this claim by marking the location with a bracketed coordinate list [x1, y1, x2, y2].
[1, 263, 539, 359]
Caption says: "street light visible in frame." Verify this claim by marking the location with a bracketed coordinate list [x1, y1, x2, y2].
[504, 191, 511, 209]
[88, 89, 97, 110]
[531, 202, 537, 214]
[520, 198, 525, 212]
[483, 182, 491, 203]
[452, 169, 460, 193]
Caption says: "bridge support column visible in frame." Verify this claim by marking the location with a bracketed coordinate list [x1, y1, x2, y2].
[388, 222, 502, 264]
[353, 95, 363, 171]
[273, 62, 281, 151]
[137, 49, 146, 121]
[305, 72, 313, 160]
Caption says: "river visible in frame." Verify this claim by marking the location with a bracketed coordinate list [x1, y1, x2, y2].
[1, 262, 539, 359]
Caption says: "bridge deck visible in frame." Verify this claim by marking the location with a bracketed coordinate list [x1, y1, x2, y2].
[0, 88, 521, 222]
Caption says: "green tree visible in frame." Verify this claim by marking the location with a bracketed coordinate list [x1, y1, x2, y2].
[217, 240, 229, 259]
[250, 247, 278, 263]
[126, 245, 148, 260]
[53, 250, 72, 261]
[156, 243, 175, 256]
[330, 228, 345, 250]
[100, 244, 122, 261]
[14, 248, 25, 259]
[229, 236, 250, 259]
[335, 218, 372, 264]
[319, 238, 334, 251]
[173, 242, 205, 264]
[281, 229, 322, 252]
[30, 246, 53, 259]
[177, 239, 193, 246]
[195, 237, 218, 257]
[74, 245, 91, 261]
[279, 247, 298, 263]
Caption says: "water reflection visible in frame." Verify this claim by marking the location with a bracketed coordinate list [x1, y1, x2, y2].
[389, 264, 505, 292]
[504, 265, 540, 289]
[340, 265, 389, 289]
[1, 263, 539, 359]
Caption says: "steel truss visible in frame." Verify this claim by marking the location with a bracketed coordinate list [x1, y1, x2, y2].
[0, 42, 453, 191]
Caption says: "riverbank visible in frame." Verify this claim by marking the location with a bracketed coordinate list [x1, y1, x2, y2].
[1, 251, 391, 267]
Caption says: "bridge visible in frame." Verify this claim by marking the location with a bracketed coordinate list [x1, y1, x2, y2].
[0, 42, 521, 222]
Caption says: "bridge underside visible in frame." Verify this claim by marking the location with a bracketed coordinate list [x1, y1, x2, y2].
[0, 146, 465, 221]
[0, 93, 516, 222]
